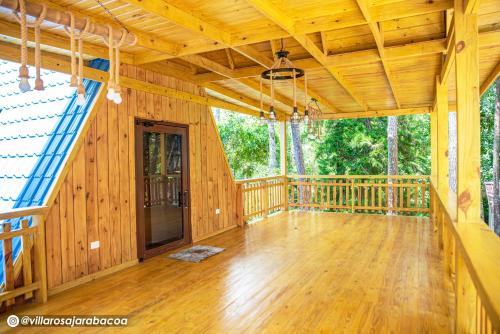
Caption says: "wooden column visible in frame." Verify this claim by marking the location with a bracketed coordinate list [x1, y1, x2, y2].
[430, 108, 438, 186]
[454, 0, 481, 224]
[436, 76, 449, 204]
[279, 121, 288, 210]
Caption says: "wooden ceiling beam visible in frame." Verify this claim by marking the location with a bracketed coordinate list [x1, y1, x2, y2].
[0, 19, 134, 64]
[1, 0, 179, 56]
[291, 0, 453, 36]
[356, 0, 401, 108]
[134, 0, 453, 56]
[204, 82, 288, 116]
[246, 0, 368, 110]
[195, 30, 500, 84]
[121, 0, 232, 45]
[139, 61, 288, 117]
[464, 0, 480, 14]
[178, 54, 299, 114]
[194, 38, 449, 83]
[321, 107, 431, 120]
[480, 60, 500, 96]
[0, 40, 264, 118]
[225, 49, 235, 70]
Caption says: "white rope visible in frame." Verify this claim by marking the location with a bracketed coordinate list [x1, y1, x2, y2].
[33, 5, 47, 90]
[13, 0, 30, 92]
[75, 19, 90, 103]
[103, 24, 115, 98]
[113, 29, 127, 102]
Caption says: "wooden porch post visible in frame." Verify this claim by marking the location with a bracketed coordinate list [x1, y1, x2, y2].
[279, 121, 288, 211]
[436, 76, 449, 204]
[430, 107, 438, 186]
[454, 0, 481, 224]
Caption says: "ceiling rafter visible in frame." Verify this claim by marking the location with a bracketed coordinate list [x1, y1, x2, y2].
[120, 0, 341, 113]
[141, 61, 287, 117]
[179, 54, 300, 114]
[356, 0, 401, 108]
[190, 29, 500, 83]
[233, 0, 453, 47]
[225, 49, 235, 70]
[0, 19, 134, 64]
[25, 0, 180, 56]
[245, 0, 368, 110]
[480, 60, 500, 95]
[204, 82, 288, 116]
[125, 0, 454, 63]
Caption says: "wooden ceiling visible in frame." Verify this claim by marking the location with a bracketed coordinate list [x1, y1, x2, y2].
[0, 0, 499, 118]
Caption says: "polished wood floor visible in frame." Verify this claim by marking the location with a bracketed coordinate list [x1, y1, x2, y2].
[1, 212, 454, 333]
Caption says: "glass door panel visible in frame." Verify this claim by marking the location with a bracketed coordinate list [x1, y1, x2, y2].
[136, 121, 190, 259]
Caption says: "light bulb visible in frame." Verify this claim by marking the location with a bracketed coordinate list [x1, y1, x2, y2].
[77, 93, 86, 106]
[19, 77, 31, 93]
[106, 88, 115, 100]
[113, 93, 123, 105]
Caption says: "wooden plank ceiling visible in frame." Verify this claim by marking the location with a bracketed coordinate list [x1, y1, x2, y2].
[0, 0, 499, 118]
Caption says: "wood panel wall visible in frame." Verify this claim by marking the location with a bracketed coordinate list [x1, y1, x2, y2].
[44, 65, 238, 291]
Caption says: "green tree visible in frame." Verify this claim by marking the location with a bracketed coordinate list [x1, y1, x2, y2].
[214, 109, 279, 179]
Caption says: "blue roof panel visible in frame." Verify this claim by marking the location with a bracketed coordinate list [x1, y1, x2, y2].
[0, 58, 109, 284]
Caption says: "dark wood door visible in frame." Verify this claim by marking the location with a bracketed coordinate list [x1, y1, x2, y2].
[135, 120, 191, 260]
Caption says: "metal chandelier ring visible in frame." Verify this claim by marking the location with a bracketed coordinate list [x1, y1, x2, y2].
[261, 67, 305, 80]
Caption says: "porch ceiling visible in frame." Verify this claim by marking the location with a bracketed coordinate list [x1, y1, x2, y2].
[0, 211, 454, 332]
[0, 0, 499, 118]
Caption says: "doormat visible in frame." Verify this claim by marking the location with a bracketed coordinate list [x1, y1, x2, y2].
[168, 245, 224, 263]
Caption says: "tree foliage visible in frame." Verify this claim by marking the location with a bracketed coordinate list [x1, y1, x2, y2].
[215, 109, 431, 179]
[215, 110, 279, 179]
[480, 83, 497, 219]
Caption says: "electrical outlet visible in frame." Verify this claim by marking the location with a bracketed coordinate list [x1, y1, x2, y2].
[90, 241, 100, 249]
[215, 208, 221, 215]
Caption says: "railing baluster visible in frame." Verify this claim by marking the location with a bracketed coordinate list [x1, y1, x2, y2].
[21, 219, 33, 300]
[3, 222, 14, 306]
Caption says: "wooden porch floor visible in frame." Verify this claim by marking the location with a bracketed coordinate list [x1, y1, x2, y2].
[2, 212, 454, 333]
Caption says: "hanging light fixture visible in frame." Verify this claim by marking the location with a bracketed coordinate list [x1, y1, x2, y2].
[260, 39, 305, 124]
[306, 98, 323, 139]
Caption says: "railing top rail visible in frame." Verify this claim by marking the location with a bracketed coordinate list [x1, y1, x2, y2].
[287, 174, 431, 180]
[235, 175, 286, 184]
[431, 183, 500, 329]
[0, 206, 49, 221]
[455, 221, 500, 329]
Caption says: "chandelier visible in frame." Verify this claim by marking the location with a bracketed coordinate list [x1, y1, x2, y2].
[258, 39, 305, 124]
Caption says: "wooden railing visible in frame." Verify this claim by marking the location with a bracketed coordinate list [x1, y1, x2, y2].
[431, 183, 500, 333]
[287, 175, 430, 214]
[144, 174, 181, 207]
[236, 175, 430, 223]
[0, 206, 48, 308]
[235, 176, 287, 221]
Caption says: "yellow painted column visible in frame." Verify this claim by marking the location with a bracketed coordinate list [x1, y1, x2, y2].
[454, 0, 481, 224]
[436, 76, 449, 204]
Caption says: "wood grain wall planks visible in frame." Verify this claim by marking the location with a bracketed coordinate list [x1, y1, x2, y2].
[44, 65, 238, 291]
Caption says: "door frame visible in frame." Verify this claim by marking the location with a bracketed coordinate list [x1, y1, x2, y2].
[134, 119, 191, 260]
